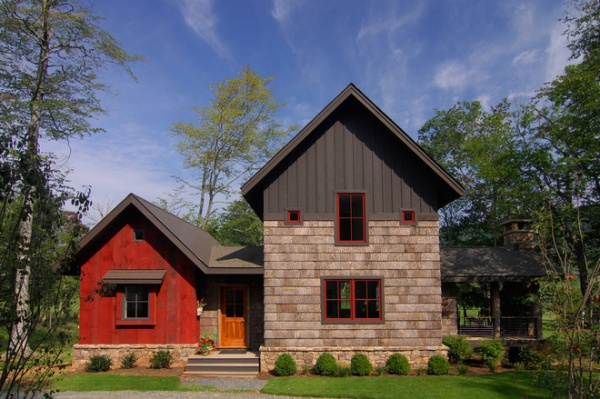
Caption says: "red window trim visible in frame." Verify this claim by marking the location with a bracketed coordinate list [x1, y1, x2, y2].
[115, 285, 156, 327]
[401, 210, 417, 225]
[322, 278, 383, 323]
[286, 209, 302, 224]
[336, 193, 367, 244]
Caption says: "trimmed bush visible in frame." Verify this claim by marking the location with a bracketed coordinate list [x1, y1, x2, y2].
[427, 355, 450, 375]
[120, 352, 138, 369]
[350, 354, 372, 376]
[479, 338, 505, 372]
[274, 353, 297, 376]
[385, 353, 411, 375]
[85, 355, 112, 372]
[442, 335, 473, 364]
[519, 343, 552, 370]
[149, 350, 173, 369]
[313, 352, 338, 376]
[335, 365, 352, 377]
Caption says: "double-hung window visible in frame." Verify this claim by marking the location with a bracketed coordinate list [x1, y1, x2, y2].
[336, 193, 366, 243]
[323, 279, 382, 322]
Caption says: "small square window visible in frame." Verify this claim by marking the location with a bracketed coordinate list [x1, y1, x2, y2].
[133, 230, 145, 241]
[287, 210, 301, 224]
[401, 210, 416, 225]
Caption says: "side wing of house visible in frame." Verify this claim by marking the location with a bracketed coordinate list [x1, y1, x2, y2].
[242, 84, 463, 369]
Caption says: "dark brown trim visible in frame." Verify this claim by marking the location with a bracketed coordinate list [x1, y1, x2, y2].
[103, 269, 166, 284]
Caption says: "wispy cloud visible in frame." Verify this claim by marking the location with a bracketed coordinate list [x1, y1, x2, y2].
[173, 0, 232, 61]
[271, 0, 306, 24]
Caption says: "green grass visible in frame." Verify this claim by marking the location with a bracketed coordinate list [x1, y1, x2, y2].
[53, 374, 182, 391]
[261, 372, 551, 399]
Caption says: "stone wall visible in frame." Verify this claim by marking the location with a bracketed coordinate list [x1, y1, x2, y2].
[441, 283, 458, 335]
[262, 219, 445, 372]
[71, 344, 197, 370]
[260, 345, 447, 371]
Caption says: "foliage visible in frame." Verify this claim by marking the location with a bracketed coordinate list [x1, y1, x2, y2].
[385, 353, 411, 375]
[0, 0, 139, 396]
[312, 352, 338, 376]
[427, 355, 450, 375]
[197, 335, 215, 354]
[149, 350, 173, 369]
[208, 198, 263, 245]
[120, 352, 138, 369]
[85, 355, 112, 372]
[274, 353, 297, 376]
[479, 339, 505, 372]
[335, 365, 352, 377]
[518, 343, 554, 371]
[350, 354, 373, 376]
[455, 364, 470, 376]
[442, 335, 473, 364]
[169, 65, 295, 228]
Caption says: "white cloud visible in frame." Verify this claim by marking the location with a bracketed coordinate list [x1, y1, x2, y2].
[433, 61, 472, 91]
[271, 0, 306, 24]
[545, 20, 571, 81]
[173, 0, 232, 61]
[512, 49, 539, 66]
[357, 1, 426, 41]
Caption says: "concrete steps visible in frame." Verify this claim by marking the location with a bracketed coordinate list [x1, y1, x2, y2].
[184, 351, 259, 377]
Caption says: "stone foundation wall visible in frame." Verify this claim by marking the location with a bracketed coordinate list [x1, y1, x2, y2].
[72, 344, 197, 370]
[260, 346, 448, 372]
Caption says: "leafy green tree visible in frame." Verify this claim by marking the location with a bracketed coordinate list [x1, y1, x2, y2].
[170, 66, 294, 228]
[0, 0, 139, 395]
[418, 100, 531, 246]
[209, 198, 263, 246]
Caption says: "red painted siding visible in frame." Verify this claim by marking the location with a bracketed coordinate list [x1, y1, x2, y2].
[79, 208, 199, 344]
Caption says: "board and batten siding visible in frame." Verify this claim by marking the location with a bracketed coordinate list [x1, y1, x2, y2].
[262, 98, 439, 221]
[260, 219, 446, 370]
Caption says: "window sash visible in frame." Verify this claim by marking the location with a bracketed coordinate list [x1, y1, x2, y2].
[122, 285, 150, 319]
[337, 193, 366, 243]
[324, 279, 381, 321]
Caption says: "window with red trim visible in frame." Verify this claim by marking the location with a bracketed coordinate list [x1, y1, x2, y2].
[337, 193, 366, 243]
[401, 210, 416, 224]
[287, 210, 301, 224]
[323, 279, 381, 321]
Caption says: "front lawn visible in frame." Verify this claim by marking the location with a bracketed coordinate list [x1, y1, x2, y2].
[261, 371, 551, 399]
[52, 374, 181, 391]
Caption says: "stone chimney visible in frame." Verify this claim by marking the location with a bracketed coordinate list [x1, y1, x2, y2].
[502, 220, 534, 251]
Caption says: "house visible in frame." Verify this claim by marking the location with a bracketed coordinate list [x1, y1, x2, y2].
[72, 84, 543, 372]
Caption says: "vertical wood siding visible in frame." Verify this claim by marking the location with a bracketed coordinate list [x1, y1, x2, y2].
[262, 98, 439, 220]
[79, 208, 200, 345]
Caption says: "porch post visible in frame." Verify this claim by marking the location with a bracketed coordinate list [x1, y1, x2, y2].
[491, 282, 501, 338]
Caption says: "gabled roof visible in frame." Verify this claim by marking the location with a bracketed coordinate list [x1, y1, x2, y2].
[441, 247, 546, 282]
[77, 193, 262, 275]
[241, 83, 464, 218]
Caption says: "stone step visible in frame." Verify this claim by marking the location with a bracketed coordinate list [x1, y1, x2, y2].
[184, 351, 259, 377]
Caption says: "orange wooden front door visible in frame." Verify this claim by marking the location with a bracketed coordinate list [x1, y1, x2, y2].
[220, 287, 247, 348]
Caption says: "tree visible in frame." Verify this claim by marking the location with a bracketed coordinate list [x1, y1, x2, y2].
[0, 0, 139, 395]
[170, 66, 294, 228]
[209, 198, 263, 246]
[418, 100, 532, 246]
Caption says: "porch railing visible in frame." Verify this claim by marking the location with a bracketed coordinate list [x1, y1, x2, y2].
[457, 316, 540, 339]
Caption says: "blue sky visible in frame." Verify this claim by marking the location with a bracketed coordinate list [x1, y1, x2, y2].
[42, 0, 571, 223]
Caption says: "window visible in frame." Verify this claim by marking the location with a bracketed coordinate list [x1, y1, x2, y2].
[323, 279, 382, 322]
[122, 285, 149, 319]
[286, 210, 301, 224]
[401, 210, 416, 225]
[133, 229, 145, 241]
[336, 193, 366, 243]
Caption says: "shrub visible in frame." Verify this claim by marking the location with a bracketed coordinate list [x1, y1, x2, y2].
[427, 355, 450, 375]
[85, 355, 112, 372]
[442, 335, 473, 364]
[274, 353, 297, 376]
[519, 343, 552, 370]
[149, 350, 173, 369]
[350, 354, 372, 376]
[313, 352, 338, 376]
[335, 365, 352, 377]
[479, 339, 505, 372]
[120, 352, 138, 369]
[455, 363, 470, 375]
[385, 353, 411, 375]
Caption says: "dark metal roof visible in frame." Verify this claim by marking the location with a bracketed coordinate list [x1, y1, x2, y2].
[208, 246, 263, 274]
[241, 83, 464, 219]
[440, 247, 546, 282]
[103, 269, 166, 284]
[77, 194, 262, 275]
